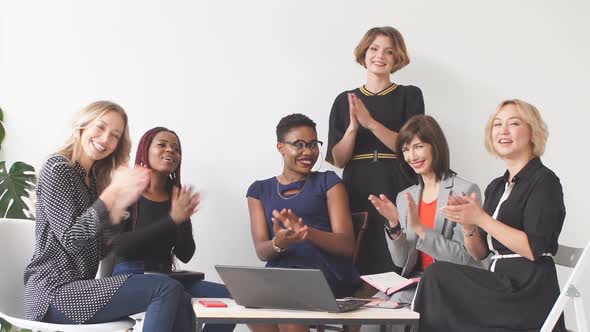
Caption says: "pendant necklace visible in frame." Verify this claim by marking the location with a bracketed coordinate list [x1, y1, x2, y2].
[276, 174, 310, 200]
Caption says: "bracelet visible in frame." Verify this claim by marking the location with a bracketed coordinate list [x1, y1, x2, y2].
[463, 226, 477, 237]
[271, 237, 286, 253]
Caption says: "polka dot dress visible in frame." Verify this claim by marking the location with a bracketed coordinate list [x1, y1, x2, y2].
[23, 154, 129, 323]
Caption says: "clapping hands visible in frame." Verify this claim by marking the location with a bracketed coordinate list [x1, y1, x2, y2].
[108, 166, 151, 223]
[170, 185, 201, 225]
[348, 93, 376, 131]
[368, 194, 399, 227]
[271, 208, 309, 249]
[368, 193, 425, 236]
[441, 192, 485, 226]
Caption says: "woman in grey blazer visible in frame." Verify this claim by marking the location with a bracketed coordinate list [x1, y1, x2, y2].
[369, 115, 487, 305]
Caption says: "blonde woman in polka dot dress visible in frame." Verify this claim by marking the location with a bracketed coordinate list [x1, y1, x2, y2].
[23, 101, 196, 331]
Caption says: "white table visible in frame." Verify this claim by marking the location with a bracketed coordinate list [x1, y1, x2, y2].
[193, 298, 419, 332]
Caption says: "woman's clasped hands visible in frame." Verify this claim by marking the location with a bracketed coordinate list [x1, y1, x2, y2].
[105, 166, 151, 223]
[369, 193, 427, 237]
[271, 209, 309, 249]
[441, 192, 487, 228]
[348, 93, 376, 131]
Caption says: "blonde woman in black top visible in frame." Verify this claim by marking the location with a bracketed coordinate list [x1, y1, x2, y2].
[413, 100, 566, 331]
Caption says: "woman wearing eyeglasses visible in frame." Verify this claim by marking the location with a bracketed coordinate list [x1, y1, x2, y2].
[326, 27, 424, 278]
[247, 113, 361, 332]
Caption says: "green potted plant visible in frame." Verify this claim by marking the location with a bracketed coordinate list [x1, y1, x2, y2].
[0, 106, 36, 219]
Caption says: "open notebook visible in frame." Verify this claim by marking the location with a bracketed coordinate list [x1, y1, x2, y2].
[361, 271, 420, 296]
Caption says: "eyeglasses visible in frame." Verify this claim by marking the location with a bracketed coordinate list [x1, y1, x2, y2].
[281, 140, 323, 150]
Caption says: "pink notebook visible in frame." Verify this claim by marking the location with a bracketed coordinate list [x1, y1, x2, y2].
[361, 271, 420, 296]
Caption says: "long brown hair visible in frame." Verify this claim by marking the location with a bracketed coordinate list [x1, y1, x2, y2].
[58, 101, 131, 192]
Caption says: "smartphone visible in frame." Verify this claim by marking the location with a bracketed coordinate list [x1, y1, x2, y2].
[198, 300, 228, 308]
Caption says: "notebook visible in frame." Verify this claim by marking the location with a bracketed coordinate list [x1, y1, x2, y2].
[360, 271, 420, 296]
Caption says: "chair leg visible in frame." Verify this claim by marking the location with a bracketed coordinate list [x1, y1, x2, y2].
[574, 296, 588, 332]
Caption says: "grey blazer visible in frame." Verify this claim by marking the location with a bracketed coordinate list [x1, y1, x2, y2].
[387, 174, 488, 278]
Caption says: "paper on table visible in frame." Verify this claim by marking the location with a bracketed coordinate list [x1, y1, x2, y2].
[360, 271, 420, 296]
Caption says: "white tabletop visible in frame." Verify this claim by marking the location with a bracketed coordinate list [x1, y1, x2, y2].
[193, 298, 419, 327]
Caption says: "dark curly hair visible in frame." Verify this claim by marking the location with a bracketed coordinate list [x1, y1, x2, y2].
[276, 113, 317, 142]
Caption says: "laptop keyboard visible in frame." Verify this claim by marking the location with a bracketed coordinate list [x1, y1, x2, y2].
[335, 299, 369, 312]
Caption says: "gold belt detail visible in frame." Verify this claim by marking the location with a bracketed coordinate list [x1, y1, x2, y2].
[351, 153, 397, 161]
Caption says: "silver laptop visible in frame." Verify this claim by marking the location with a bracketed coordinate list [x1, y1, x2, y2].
[215, 265, 368, 313]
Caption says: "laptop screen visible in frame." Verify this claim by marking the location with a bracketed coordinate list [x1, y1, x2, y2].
[215, 265, 341, 312]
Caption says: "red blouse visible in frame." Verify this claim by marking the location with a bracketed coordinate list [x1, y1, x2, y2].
[419, 198, 438, 271]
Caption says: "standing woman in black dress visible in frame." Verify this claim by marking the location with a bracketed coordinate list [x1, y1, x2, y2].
[413, 99, 566, 331]
[327, 27, 424, 277]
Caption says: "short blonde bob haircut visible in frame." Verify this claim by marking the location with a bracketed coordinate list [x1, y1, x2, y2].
[354, 26, 410, 74]
[58, 100, 131, 192]
[484, 99, 548, 158]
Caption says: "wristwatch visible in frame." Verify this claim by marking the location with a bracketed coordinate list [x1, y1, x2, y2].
[384, 222, 402, 237]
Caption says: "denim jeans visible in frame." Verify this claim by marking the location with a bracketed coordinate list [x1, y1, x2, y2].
[44, 274, 195, 332]
[113, 260, 235, 332]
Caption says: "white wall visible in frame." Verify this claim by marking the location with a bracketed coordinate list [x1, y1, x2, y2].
[1, 0, 589, 329]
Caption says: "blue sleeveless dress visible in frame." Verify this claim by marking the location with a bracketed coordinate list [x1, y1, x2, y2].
[247, 171, 361, 297]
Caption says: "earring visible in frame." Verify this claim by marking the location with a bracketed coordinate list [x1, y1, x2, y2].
[313, 151, 324, 172]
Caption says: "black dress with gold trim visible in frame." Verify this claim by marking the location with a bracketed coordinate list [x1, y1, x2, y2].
[326, 83, 424, 275]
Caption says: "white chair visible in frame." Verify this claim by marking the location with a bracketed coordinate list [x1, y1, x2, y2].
[0, 218, 136, 332]
[541, 242, 590, 332]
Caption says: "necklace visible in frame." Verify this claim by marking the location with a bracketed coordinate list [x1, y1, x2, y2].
[276, 174, 310, 200]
